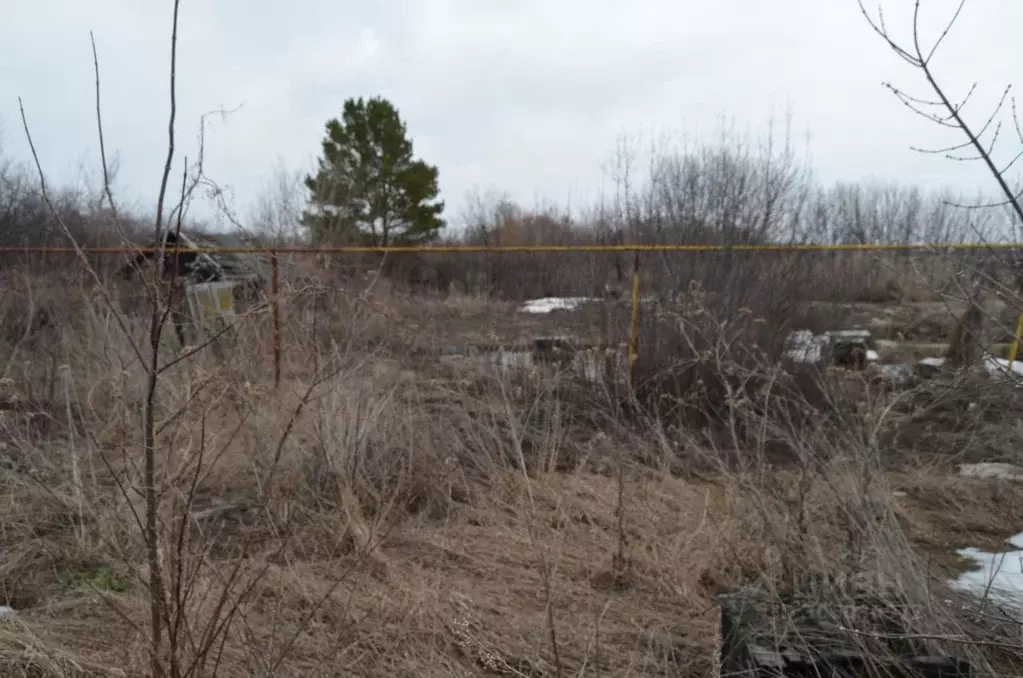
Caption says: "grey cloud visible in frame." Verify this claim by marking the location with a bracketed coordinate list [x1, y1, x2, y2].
[3, 0, 1022, 226]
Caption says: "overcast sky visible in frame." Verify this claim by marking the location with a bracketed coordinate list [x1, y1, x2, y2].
[2, 0, 1021, 229]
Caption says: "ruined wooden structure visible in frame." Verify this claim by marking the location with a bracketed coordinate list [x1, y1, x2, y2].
[119, 230, 270, 346]
[718, 585, 971, 678]
[531, 336, 578, 365]
[828, 330, 874, 370]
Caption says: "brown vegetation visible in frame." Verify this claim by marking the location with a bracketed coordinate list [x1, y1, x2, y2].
[1, 252, 1023, 675]
[4, 0, 1023, 673]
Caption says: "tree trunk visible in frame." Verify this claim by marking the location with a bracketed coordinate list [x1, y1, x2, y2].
[947, 274, 985, 368]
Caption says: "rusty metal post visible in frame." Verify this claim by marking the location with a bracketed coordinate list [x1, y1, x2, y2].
[271, 251, 281, 387]
[1009, 312, 1023, 365]
[627, 251, 641, 388]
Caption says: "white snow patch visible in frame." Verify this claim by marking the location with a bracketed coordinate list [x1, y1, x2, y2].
[518, 297, 594, 314]
[959, 462, 1023, 481]
[952, 532, 1023, 604]
[0, 606, 14, 619]
[983, 356, 1023, 381]
[784, 330, 827, 364]
[865, 349, 879, 362]
[919, 357, 946, 368]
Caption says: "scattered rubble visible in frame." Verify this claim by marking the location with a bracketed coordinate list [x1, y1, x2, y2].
[916, 356, 945, 379]
[830, 329, 878, 367]
[784, 329, 879, 368]
[719, 584, 972, 678]
[784, 326, 1023, 391]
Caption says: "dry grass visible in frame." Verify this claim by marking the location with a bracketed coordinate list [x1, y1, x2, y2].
[1, 267, 1023, 677]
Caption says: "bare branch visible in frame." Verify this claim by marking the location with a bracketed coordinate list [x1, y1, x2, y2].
[923, 0, 967, 65]
[142, 0, 183, 671]
[863, 0, 1023, 227]
[858, 2, 919, 66]
[89, 30, 118, 218]
[16, 97, 147, 367]
[998, 147, 1023, 176]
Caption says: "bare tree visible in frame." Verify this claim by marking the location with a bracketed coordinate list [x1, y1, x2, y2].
[251, 159, 307, 246]
[16, 2, 272, 674]
[859, 0, 1023, 234]
[860, 0, 1023, 368]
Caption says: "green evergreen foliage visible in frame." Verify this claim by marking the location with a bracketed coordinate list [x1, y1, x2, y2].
[302, 96, 445, 246]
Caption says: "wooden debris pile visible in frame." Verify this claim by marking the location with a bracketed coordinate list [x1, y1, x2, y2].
[718, 584, 971, 677]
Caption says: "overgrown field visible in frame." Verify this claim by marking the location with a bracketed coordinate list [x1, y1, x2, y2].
[1, 258, 1023, 677]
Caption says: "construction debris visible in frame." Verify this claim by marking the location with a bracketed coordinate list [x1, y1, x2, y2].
[719, 585, 972, 677]
[784, 329, 879, 369]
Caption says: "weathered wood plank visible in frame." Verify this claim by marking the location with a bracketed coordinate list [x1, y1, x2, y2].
[718, 586, 972, 677]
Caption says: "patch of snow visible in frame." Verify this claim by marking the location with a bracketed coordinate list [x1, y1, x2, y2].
[959, 462, 1023, 481]
[865, 350, 879, 362]
[983, 356, 1023, 381]
[916, 356, 946, 379]
[0, 606, 14, 619]
[784, 330, 827, 364]
[952, 532, 1023, 604]
[518, 297, 594, 314]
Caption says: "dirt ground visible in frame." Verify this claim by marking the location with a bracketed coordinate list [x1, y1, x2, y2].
[349, 294, 1018, 354]
[3, 289, 1023, 677]
[3, 466, 1022, 677]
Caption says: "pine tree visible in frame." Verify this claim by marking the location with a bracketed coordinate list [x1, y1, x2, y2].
[303, 97, 444, 246]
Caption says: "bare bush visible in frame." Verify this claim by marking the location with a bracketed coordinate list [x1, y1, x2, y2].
[7, 1, 1023, 674]
[860, 0, 1023, 371]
